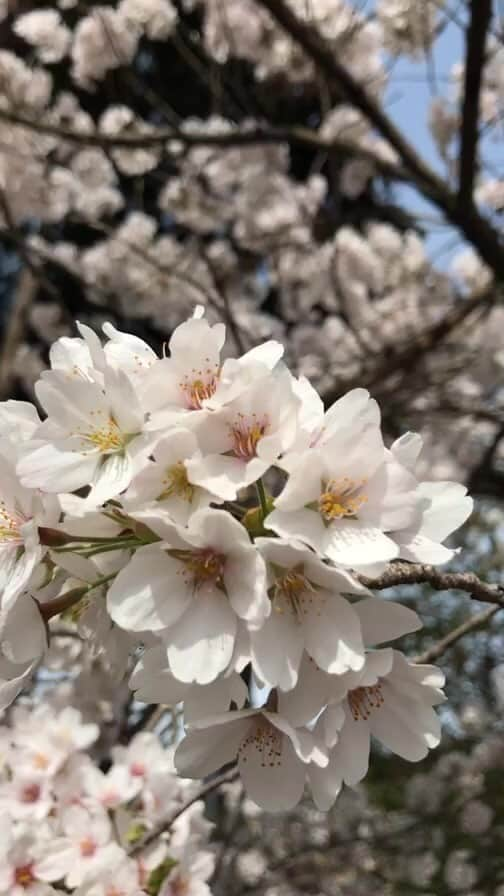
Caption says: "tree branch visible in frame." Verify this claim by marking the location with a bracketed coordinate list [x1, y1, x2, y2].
[358, 563, 504, 606]
[129, 766, 239, 856]
[415, 605, 499, 664]
[321, 282, 497, 405]
[458, 0, 492, 204]
[252, 0, 504, 280]
[0, 107, 407, 181]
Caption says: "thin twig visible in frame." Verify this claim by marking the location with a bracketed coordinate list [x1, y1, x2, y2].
[129, 766, 239, 856]
[415, 605, 500, 664]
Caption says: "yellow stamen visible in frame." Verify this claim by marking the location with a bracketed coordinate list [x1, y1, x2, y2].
[172, 548, 226, 592]
[230, 412, 268, 460]
[180, 362, 219, 410]
[318, 477, 367, 521]
[158, 462, 194, 503]
[273, 567, 317, 619]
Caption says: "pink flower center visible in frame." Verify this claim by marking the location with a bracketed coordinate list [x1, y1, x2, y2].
[347, 684, 385, 721]
[230, 413, 268, 460]
[180, 365, 219, 410]
[80, 837, 97, 858]
[20, 783, 41, 804]
[14, 864, 35, 888]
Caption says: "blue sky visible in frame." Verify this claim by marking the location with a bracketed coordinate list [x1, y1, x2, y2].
[379, 3, 502, 270]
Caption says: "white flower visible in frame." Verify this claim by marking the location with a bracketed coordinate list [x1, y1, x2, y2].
[107, 508, 269, 683]
[0, 771, 53, 821]
[143, 311, 226, 420]
[187, 363, 300, 500]
[250, 538, 366, 690]
[278, 597, 422, 728]
[389, 433, 473, 563]
[308, 650, 446, 810]
[159, 844, 214, 896]
[0, 822, 54, 896]
[118, 0, 178, 40]
[267, 399, 420, 572]
[35, 804, 125, 888]
[175, 707, 327, 812]
[130, 644, 248, 722]
[72, 859, 144, 895]
[122, 428, 221, 525]
[0, 439, 48, 609]
[0, 401, 41, 441]
[13, 9, 71, 63]
[0, 596, 47, 713]
[82, 763, 142, 809]
[17, 364, 152, 506]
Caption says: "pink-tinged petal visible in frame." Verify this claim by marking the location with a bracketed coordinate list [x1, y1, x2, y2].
[355, 598, 422, 646]
[167, 592, 237, 684]
[107, 546, 191, 632]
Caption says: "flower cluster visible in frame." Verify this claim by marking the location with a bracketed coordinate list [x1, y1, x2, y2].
[0, 700, 214, 895]
[1, 310, 472, 811]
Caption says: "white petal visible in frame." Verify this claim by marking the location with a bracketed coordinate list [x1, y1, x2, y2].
[89, 451, 133, 505]
[167, 592, 237, 684]
[308, 756, 343, 811]
[107, 547, 191, 632]
[18, 442, 98, 493]
[325, 520, 398, 568]
[338, 711, 371, 786]
[304, 591, 364, 674]
[175, 720, 248, 779]
[238, 725, 305, 811]
[250, 610, 304, 690]
[224, 552, 270, 630]
[266, 508, 327, 553]
[355, 598, 422, 646]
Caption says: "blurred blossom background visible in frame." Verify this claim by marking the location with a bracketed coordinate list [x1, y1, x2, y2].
[0, 0, 503, 892]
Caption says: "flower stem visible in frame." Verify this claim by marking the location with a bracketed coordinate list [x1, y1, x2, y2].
[256, 478, 269, 522]
[38, 573, 116, 622]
